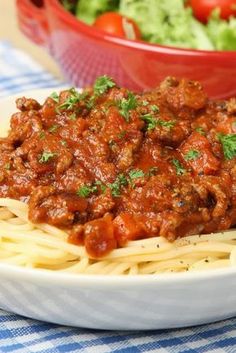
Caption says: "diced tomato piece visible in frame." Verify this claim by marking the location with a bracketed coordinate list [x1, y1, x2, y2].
[84, 214, 117, 258]
[113, 212, 146, 246]
[179, 132, 220, 175]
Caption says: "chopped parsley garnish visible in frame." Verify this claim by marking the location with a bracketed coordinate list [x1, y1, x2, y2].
[129, 169, 145, 179]
[158, 119, 175, 129]
[172, 159, 186, 176]
[147, 166, 158, 176]
[141, 114, 157, 130]
[4, 163, 11, 170]
[93, 75, 116, 96]
[128, 169, 145, 187]
[77, 181, 107, 198]
[39, 131, 45, 140]
[60, 140, 67, 146]
[69, 112, 77, 121]
[117, 174, 128, 186]
[151, 104, 159, 112]
[50, 92, 59, 103]
[86, 96, 96, 110]
[57, 77, 114, 113]
[141, 114, 175, 130]
[77, 183, 98, 198]
[58, 88, 86, 111]
[218, 133, 236, 160]
[109, 174, 128, 197]
[142, 100, 149, 106]
[195, 127, 206, 135]
[118, 92, 137, 122]
[118, 130, 127, 139]
[108, 140, 116, 149]
[48, 124, 59, 133]
[184, 150, 200, 161]
[76, 168, 159, 199]
[94, 180, 107, 193]
[38, 151, 57, 163]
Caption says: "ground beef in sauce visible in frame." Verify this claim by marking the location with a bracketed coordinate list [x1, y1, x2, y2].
[0, 76, 235, 258]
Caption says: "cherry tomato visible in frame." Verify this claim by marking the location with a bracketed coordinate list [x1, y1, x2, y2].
[93, 12, 141, 40]
[189, 0, 236, 22]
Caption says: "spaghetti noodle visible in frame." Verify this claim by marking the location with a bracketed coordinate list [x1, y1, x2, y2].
[0, 198, 235, 275]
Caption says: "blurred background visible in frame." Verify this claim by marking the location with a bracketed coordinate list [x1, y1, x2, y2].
[0, 0, 235, 98]
[0, 1, 61, 79]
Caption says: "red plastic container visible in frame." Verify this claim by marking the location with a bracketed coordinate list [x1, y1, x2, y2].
[16, 0, 236, 98]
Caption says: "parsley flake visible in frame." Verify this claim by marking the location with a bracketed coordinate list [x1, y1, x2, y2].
[141, 114, 175, 130]
[93, 75, 116, 96]
[94, 180, 107, 193]
[39, 131, 45, 140]
[142, 100, 149, 106]
[118, 130, 127, 139]
[4, 163, 11, 170]
[77, 183, 98, 198]
[184, 150, 200, 161]
[38, 151, 57, 163]
[109, 174, 128, 197]
[77, 180, 107, 198]
[86, 95, 96, 110]
[118, 92, 137, 122]
[129, 169, 145, 179]
[151, 104, 159, 112]
[108, 140, 116, 149]
[195, 127, 206, 135]
[157, 119, 175, 129]
[69, 113, 77, 121]
[48, 124, 59, 133]
[50, 92, 59, 103]
[141, 114, 157, 130]
[172, 159, 186, 176]
[218, 133, 236, 160]
[58, 88, 86, 111]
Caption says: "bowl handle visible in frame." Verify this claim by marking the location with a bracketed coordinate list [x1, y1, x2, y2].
[16, 0, 49, 47]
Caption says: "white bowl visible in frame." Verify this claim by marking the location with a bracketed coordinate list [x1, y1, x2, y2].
[1, 264, 236, 330]
[0, 88, 236, 330]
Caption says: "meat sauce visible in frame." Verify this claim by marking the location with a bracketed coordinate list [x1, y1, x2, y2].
[0, 76, 236, 258]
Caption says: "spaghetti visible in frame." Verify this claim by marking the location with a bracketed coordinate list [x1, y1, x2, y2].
[0, 198, 235, 275]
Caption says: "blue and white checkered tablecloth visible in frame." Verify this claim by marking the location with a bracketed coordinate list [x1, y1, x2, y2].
[0, 41, 62, 98]
[0, 40, 236, 353]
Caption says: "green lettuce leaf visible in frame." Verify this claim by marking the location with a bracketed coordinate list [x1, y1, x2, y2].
[73, 0, 236, 51]
[119, 0, 214, 49]
[206, 9, 236, 50]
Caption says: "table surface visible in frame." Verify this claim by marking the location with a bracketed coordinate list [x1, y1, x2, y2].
[0, 0, 62, 79]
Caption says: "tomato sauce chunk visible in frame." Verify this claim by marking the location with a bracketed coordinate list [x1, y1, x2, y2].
[179, 131, 220, 175]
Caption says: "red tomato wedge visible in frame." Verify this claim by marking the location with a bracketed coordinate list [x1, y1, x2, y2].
[189, 0, 236, 22]
[93, 12, 141, 40]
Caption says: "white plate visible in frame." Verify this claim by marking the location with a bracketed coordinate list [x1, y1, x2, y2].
[0, 88, 236, 330]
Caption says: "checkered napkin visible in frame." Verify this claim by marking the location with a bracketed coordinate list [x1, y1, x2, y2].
[0, 40, 236, 353]
[0, 41, 62, 98]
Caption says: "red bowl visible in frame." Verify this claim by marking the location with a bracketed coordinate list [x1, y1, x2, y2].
[16, 0, 236, 98]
